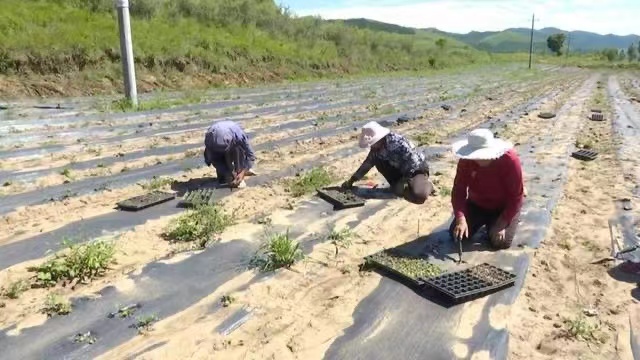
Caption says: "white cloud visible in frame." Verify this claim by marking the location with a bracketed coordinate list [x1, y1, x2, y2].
[289, 0, 639, 35]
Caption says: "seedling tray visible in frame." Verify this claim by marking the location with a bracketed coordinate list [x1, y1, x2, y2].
[590, 112, 605, 121]
[179, 188, 216, 208]
[117, 191, 176, 211]
[365, 249, 442, 287]
[571, 149, 598, 161]
[421, 263, 516, 304]
[317, 187, 365, 210]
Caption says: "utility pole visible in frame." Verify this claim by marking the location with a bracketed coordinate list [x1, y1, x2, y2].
[528, 13, 535, 69]
[566, 32, 571, 58]
[116, 0, 138, 107]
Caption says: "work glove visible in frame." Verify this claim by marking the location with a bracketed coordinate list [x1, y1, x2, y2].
[340, 178, 354, 190]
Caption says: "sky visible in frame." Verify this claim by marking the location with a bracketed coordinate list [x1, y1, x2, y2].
[281, 0, 639, 36]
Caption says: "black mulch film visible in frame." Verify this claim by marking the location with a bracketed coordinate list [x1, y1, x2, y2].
[317, 187, 365, 210]
[590, 112, 605, 121]
[421, 263, 517, 305]
[571, 149, 598, 161]
[179, 188, 216, 208]
[116, 191, 176, 211]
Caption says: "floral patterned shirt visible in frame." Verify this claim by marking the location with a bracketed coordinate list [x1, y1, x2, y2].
[353, 133, 428, 181]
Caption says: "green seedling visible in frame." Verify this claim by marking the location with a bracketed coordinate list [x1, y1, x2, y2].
[29, 239, 116, 287]
[563, 315, 601, 343]
[108, 303, 140, 319]
[163, 205, 234, 247]
[413, 131, 438, 146]
[2, 280, 29, 299]
[142, 176, 175, 191]
[250, 229, 304, 272]
[328, 227, 354, 257]
[60, 168, 72, 178]
[220, 295, 235, 307]
[439, 187, 452, 197]
[368, 251, 442, 280]
[286, 167, 334, 197]
[133, 314, 159, 334]
[74, 331, 97, 344]
[43, 293, 72, 316]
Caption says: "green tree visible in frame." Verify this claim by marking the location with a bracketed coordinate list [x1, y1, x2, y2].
[435, 38, 447, 50]
[628, 43, 637, 61]
[602, 48, 618, 62]
[546, 33, 566, 56]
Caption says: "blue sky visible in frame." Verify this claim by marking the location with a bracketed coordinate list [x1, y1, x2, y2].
[281, 0, 639, 36]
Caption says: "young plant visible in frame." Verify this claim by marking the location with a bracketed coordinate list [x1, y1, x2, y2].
[43, 293, 72, 316]
[563, 315, 600, 342]
[142, 176, 174, 190]
[250, 230, 304, 272]
[286, 167, 334, 197]
[439, 186, 452, 197]
[133, 314, 159, 334]
[163, 205, 234, 247]
[2, 280, 29, 299]
[328, 227, 354, 257]
[59, 168, 72, 178]
[29, 239, 116, 287]
[413, 131, 438, 146]
[220, 294, 235, 307]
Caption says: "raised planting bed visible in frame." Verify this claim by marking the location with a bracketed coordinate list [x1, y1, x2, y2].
[590, 112, 605, 121]
[571, 149, 598, 161]
[365, 249, 443, 287]
[117, 191, 176, 211]
[179, 188, 216, 208]
[421, 263, 517, 304]
[538, 112, 556, 119]
[317, 187, 365, 211]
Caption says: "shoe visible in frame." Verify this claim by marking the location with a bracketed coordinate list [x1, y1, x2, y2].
[246, 168, 258, 176]
[236, 180, 247, 188]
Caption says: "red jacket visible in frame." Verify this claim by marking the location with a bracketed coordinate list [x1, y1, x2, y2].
[452, 148, 524, 224]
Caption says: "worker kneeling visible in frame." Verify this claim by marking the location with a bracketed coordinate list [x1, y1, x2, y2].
[450, 129, 524, 250]
[203, 120, 256, 189]
[341, 121, 433, 204]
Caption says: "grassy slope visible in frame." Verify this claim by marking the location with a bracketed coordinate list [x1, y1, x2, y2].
[0, 0, 495, 98]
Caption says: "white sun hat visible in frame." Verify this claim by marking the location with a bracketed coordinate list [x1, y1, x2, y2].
[451, 128, 513, 160]
[358, 121, 391, 148]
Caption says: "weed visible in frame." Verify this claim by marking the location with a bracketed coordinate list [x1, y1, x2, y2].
[328, 227, 354, 257]
[286, 167, 334, 197]
[29, 239, 116, 287]
[439, 186, 452, 197]
[2, 280, 29, 299]
[413, 131, 438, 146]
[142, 176, 174, 190]
[163, 205, 234, 247]
[250, 230, 304, 272]
[133, 314, 159, 334]
[60, 168, 72, 178]
[43, 293, 72, 316]
[221, 295, 235, 307]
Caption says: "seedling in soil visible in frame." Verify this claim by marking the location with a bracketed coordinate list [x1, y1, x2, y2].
[439, 186, 452, 197]
[413, 131, 438, 146]
[43, 294, 72, 316]
[29, 239, 116, 287]
[367, 251, 443, 281]
[221, 295, 235, 307]
[60, 168, 72, 178]
[563, 315, 601, 343]
[132, 314, 159, 334]
[163, 205, 234, 246]
[286, 167, 334, 197]
[328, 227, 354, 257]
[108, 303, 141, 319]
[250, 229, 304, 272]
[2, 280, 29, 299]
[74, 331, 97, 344]
[142, 176, 175, 191]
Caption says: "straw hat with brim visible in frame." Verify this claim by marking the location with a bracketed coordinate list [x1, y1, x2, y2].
[451, 128, 513, 160]
[358, 121, 391, 149]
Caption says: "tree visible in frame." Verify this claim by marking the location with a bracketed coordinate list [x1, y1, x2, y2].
[435, 38, 447, 50]
[546, 33, 566, 56]
[628, 43, 637, 61]
[602, 48, 618, 62]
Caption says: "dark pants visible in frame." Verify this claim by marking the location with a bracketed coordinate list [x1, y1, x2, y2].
[375, 158, 430, 205]
[204, 146, 254, 183]
[448, 201, 520, 249]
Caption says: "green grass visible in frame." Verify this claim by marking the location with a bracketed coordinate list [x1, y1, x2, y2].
[2, 280, 29, 299]
[162, 205, 234, 247]
[141, 176, 175, 190]
[29, 239, 116, 287]
[286, 167, 334, 197]
[250, 229, 304, 272]
[413, 130, 439, 146]
[43, 293, 73, 316]
[0, 0, 494, 98]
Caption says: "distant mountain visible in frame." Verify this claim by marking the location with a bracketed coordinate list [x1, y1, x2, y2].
[338, 18, 640, 53]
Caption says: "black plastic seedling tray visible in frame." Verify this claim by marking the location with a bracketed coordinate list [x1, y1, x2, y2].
[317, 187, 365, 210]
[364, 249, 443, 288]
[179, 188, 216, 208]
[421, 263, 517, 304]
[571, 149, 598, 161]
[590, 112, 605, 121]
[117, 191, 176, 211]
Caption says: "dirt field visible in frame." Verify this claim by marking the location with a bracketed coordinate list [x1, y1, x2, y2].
[1, 65, 639, 360]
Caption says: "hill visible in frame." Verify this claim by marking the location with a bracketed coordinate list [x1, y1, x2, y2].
[0, 0, 489, 98]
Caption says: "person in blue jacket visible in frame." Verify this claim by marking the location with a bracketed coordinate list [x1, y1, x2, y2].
[203, 120, 256, 188]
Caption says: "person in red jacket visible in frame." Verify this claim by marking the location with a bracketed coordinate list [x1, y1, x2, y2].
[450, 128, 525, 249]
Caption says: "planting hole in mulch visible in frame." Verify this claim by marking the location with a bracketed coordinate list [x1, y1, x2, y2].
[571, 149, 598, 161]
[117, 191, 176, 211]
[364, 249, 443, 287]
[591, 109, 602, 113]
[179, 188, 216, 208]
[421, 263, 516, 305]
[590, 112, 605, 121]
[317, 187, 365, 210]
[538, 112, 556, 119]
